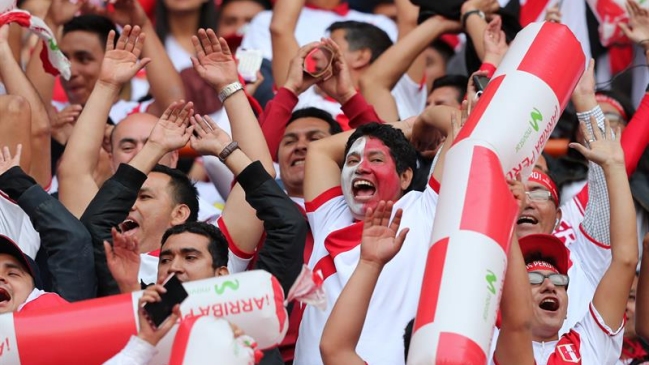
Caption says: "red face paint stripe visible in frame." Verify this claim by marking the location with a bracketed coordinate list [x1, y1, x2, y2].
[459, 146, 518, 250]
[413, 238, 449, 332]
[15, 293, 137, 364]
[436, 332, 487, 364]
[516, 23, 585, 109]
[454, 75, 506, 145]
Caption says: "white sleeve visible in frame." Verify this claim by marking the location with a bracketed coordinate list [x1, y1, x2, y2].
[102, 336, 157, 365]
[240, 11, 273, 59]
[392, 75, 427, 120]
[572, 302, 624, 364]
[227, 250, 252, 274]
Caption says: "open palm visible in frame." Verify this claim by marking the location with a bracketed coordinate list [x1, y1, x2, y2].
[99, 25, 150, 87]
[148, 101, 194, 152]
[620, 0, 649, 45]
[191, 29, 239, 91]
[105, 227, 140, 288]
[360, 201, 409, 267]
[570, 116, 624, 168]
[189, 114, 232, 156]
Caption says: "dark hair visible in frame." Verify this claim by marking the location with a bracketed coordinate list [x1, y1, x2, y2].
[345, 122, 417, 176]
[151, 165, 199, 222]
[431, 74, 468, 103]
[155, 1, 218, 41]
[287, 107, 343, 135]
[63, 15, 119, 50]
[404, 318, 414, 361]
[161, 222, 229, 269]
[327, 21, 393, 64]
[219, 0, 272, 11]
[429, 38, 455, 64]
[595, 89, 636, 124]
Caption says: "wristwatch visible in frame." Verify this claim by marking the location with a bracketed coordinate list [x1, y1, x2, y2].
[462, 9, 486, 29]
[218, 141, 240, 162]
[218, 82, 244, 103]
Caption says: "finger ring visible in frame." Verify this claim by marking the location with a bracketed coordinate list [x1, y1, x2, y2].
[588, 139, 595, 143]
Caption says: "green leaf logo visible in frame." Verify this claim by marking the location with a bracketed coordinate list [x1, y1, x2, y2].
[486, 270, 497, 295]
[529, 108, 542, 132]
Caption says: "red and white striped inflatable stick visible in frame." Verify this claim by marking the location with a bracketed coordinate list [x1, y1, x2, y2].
[0, 270, 287, 365]
[407, 22, 585, 365]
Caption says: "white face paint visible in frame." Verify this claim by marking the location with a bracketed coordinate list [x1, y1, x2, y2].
[341, 137, 367, 218]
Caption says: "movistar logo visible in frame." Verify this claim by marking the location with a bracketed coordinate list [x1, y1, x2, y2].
[486, 270, 497, 294]
[214, 279, 240, 295]
[529, 108, 542, 132]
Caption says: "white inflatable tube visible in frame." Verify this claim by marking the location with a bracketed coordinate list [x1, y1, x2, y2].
[407, 22, 585, 365]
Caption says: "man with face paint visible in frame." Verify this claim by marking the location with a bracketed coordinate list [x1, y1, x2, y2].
[295, 121, 442, 365]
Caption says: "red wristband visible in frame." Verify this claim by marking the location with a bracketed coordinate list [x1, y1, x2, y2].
[479, 62, 497, 78]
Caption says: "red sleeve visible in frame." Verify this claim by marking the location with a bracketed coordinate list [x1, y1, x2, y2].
[620, 92, 649, 177]
[342, 92, 383, 129]
[259, 87, 299, 161]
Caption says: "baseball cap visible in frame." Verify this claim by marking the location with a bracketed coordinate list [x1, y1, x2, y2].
[519, 234, 569, 276]
[0, 234, 42, 289]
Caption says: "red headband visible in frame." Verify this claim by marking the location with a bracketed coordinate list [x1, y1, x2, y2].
[595, 94, 628, 121]
[529, 170, 559, 204]
[526, 260, 559, 274]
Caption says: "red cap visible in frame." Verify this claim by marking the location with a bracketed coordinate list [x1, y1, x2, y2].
[519, 234, 569, 276]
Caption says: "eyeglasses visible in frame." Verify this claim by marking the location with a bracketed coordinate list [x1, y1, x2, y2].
[526, 190, 553, 202]
[528, 272, 569, 287]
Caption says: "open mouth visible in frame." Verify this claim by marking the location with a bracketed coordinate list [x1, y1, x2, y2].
[352, 179, 376, 198]
[517, 215, 538, 225]
[118, 219, 140, 234]
[291, 159, 305, 167]
[539, 297, 559, 312]
[0, 288, 11, 304]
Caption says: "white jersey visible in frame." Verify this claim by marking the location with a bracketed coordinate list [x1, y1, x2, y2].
[241, 8, 397, 61]
[554, 190, 612, 335]
[294, 180, 439, 365]
[296, 75, 426, 122]
[0, 191, 40, 259]
[531, 303, 623, 365]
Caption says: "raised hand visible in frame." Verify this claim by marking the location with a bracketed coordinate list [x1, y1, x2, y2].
[316, 37, 356, 105]
[148, 101, 195, 153]
[619, 0, 649, 49]
[283, 41, 326, 96]
[545, 4, 562, 23]
[104, 227, 140, 293]
[483, 15, 508, 66]
[191, 28, 239, 92]
[360, 201, 409, 268]
[466, 69, 490, 114]
[137, 284, 181, 345]
[572, 58, 596, 99]
[569, 116, 624, 168]
[189, 114, 233, 157]
[507, 174, 526, 215]
[103, 0, 149, 27]
[98, 25, 151, 89]
[0, 144, 22, 176]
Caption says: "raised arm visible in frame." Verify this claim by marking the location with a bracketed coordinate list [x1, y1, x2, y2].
[570, 117, 638, 331]
[58, 25, 151, 218]
[0, 24, 52, 187]
[359, 14, 460, 121]
[320, 201, 408, 365]
[190, 29, 274, 255]
[461, 0, 500, 62]
[0, 145, 95, 301]
[106, 0, 185, 115]
[636, 233, 649, 340]
[190, 115, 308, 293]
[493, 179, 534, 365]
[269, 0, 303, 89]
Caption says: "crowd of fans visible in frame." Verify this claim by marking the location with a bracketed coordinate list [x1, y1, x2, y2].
[1, 0, 649, 364]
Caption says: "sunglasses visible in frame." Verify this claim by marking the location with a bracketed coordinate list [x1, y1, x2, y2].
[528, 272, 569, 287]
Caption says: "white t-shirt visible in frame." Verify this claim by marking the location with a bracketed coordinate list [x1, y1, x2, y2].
[554, 191, 612, 335]
[0, 191, 40, 258]
[241, 8, 398, 61]
[531, 303, 623, 365]
[294, 180, 439, 365]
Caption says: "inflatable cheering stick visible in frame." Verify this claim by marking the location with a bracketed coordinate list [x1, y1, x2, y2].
[408, 21, 585, 365]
